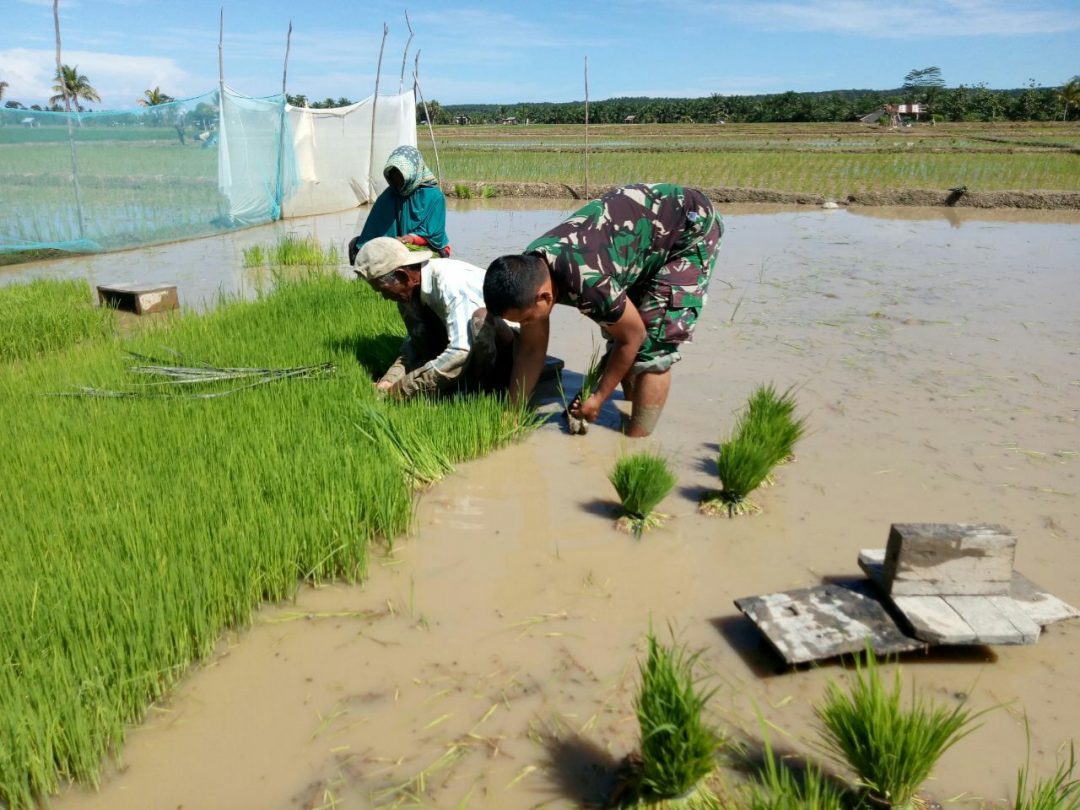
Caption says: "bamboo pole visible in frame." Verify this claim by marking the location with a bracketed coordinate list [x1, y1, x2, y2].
[584, 55, 590, 199]
[275, 20, 292, 218]
[53, 0, 86, 240]
[367, 22, 388, 202]
[413, 51, 441, 185]
[398, 10, 414, 93]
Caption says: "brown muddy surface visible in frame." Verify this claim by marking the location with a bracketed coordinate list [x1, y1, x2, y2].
[47, 204, 1080, 810]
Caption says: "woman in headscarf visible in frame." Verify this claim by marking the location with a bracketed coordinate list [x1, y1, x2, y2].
[349, 145, 450, 264]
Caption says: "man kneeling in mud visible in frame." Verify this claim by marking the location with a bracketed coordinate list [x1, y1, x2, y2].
[353, 237, 514, 398]
[483, 183, 722, 437]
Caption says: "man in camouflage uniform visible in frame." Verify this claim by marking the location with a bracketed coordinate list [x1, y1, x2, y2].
[483, 183, 722, 437]
[354, 237, 514, 398]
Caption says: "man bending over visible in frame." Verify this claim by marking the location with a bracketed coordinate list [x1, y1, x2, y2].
[483, 183, 722, 437]
[354, 237, 513, 398]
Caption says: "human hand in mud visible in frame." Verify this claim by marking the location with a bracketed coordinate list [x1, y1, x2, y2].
[569, 391, 603, 423]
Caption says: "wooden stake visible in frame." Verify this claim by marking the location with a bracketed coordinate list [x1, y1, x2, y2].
[584, 55, 589, 199]
[367, 22, 388, 202]
[413, 51, 441, 186]
[53, 0, 86, 239]
[399, 9, 414, 93]
[275, 20, 292, 217]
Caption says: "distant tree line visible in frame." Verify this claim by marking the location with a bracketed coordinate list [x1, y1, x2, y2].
[429, 80, 1079, 126]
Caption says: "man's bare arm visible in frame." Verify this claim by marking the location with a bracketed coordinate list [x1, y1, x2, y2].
[571, 300, 646, 422]
[508, 318, 549, 407]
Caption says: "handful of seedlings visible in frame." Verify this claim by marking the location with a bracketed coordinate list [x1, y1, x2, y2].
[563, 344, 605, 435]
[702, 384, 804, 517]
[609, 450, 676, 538]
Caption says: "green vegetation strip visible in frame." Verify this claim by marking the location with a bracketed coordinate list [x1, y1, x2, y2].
[0, 271, 536, 807]
[0, 279, 115, 362]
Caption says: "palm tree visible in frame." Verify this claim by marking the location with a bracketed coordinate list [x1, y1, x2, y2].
[1059, 76, 1080, 121]
[138, 86, 174, 107]
[0, 80, 8, 102]
[49, 65, 100, 112]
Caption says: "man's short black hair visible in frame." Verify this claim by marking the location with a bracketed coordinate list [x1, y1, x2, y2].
[483, 254, 549, 315]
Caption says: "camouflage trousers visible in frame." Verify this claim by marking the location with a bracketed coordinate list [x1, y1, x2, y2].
[624, 191, 723, 374]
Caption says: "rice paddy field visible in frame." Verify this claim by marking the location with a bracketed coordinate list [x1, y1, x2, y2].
[425, 121, 1080, 197]
[0, 267, 537, 807]
[0, 201, 1068, 810]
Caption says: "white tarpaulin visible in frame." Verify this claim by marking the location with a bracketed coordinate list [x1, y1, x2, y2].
[282, 91, 417, 218]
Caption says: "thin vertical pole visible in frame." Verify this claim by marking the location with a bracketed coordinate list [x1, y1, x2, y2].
[584, 55, 590, 199]
[218, 8, 225, 90]
[399, 10, 414, 93]
[54, 0, 86, 239]
[413, 51, 441, 185]
[275, 20, 292, 218]
[367, 22, 388, 202]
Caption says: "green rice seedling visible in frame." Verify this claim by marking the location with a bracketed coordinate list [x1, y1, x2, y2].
[266, 234, 338, 267]
[354, 402, 455, 488]
[609, 451, 676, 537]
[0, 278, 115, 362]
[453, 183, 473, 199]
[700, 434, 775, 517]
[746, 721, 846, 810]
[738, 384, 805, 466]
[480, 184, 497, 198]
[814, 650, 982, 810]
[242, 244, 267, 268]
[562, 343, 605, 435]
[1014, 719, 1080, 810]
[632, 631, 722, 805]
[0, 271, 540, 806]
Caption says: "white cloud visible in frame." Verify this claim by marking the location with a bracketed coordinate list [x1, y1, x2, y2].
[0, 47, 192, 107]
[711, 0, 1080, 37]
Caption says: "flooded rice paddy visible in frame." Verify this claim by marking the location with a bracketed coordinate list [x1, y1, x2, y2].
[17, 201, 1080, 808]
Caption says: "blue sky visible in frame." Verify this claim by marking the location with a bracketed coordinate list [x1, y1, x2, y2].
[2, 0, 1078, 109]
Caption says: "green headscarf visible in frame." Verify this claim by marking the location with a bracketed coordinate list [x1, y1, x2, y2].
[383, 145, 437, 197]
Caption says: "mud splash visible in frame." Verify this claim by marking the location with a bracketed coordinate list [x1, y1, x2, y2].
[42, 206, 1080, 810]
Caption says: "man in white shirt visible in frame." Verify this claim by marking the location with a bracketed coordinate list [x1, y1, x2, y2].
[353, 237, 514, 398]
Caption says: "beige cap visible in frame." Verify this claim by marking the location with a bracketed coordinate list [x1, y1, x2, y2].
[353, 237, 432, 282]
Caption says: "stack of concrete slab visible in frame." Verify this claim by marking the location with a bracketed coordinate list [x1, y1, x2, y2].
[735, 523, 1078, 666]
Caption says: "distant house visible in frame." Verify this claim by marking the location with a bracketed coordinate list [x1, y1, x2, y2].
[20, 117, 38, 128]
[455, 114, 470, 125]
[624, 115, 636, 123]
[501, 116, 518, 125]
[861, 103, 927, 127]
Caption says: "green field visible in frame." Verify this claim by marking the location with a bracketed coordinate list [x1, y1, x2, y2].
[423, 121, 1080, 196]
[0, 272, 536, 807]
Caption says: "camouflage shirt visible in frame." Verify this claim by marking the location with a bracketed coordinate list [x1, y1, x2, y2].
[525, 183, 710, 325]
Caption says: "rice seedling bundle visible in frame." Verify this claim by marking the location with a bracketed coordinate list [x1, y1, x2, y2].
[702, 384, 804, 517]
[814, 651, 982, 810]
[0, 279, 115, 362]
[609, 450, 676, 537]
[563, 343, 605, 435]
[1013, 720, 1080, 810]
[633, 632, 722, 805]
[0, 269, 537, 807]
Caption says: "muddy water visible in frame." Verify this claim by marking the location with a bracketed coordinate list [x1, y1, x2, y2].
[50, 204, 1080, 809]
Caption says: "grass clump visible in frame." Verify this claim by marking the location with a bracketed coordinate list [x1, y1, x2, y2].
[1014, 724, 1080, 810]
[609, 451, 676, 537]
[0, 279, 115, 362]
[814, 651, 981, 810]
[453, 183, 473, 199]
[701, 383, 804, 517]
[747, 727, 847, 810]
[267, 234, 338, 267]
[629, 632, 722, 806]
[242, 244, 267, 268]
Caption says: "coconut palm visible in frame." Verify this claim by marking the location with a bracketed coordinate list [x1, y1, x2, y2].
[138, 86, 174, 107]
[49, 64, 100, 112]
[1059, 76, 1080, 122]
[0, 80, 8, 102]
